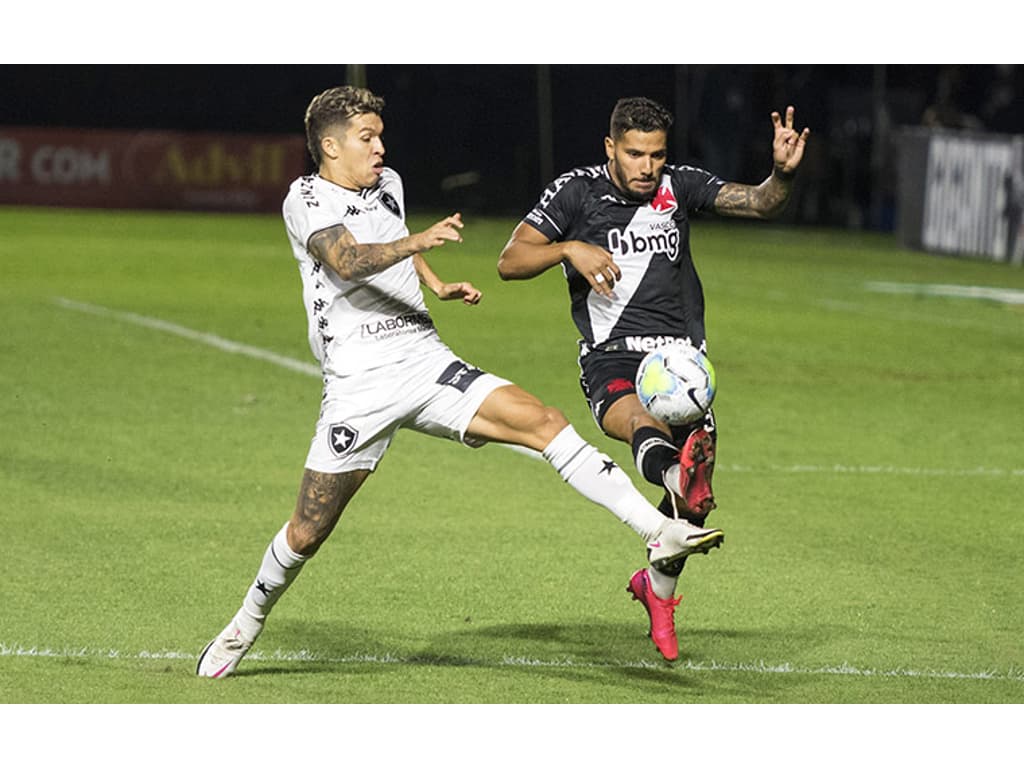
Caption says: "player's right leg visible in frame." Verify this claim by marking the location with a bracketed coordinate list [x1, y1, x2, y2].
[196, 468, 368, 678]
[198, 369, 393, 679]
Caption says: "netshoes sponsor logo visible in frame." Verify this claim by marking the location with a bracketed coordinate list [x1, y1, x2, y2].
[360, 312, 434, 338]
[623, 336, 692, 352]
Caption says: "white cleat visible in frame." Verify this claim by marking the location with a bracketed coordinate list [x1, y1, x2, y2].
[646, 518, 724, 572]
[196, 618, 260, 679]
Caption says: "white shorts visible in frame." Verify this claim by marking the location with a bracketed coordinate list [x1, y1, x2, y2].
[305, 342, 512, 474]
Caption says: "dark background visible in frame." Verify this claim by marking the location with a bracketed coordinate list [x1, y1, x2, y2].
[3, 64, 1022, 230]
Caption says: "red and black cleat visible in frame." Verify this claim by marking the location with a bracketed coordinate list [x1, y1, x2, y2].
[676, 428, 716, 520]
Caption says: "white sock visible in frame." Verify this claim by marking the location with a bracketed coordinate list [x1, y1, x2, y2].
[542, 425, 668, 542]
[238, 522, 308, 640]
[647, 567, 679, 600]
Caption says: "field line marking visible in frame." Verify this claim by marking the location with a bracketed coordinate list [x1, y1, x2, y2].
[816, 296, 1022, 335]
[2, 642, 1022, 683]
[53, 296, 321, 377]
[52, 297, 1023, 478]
[864, 281, 1024, 305]
[724, 462, 1024, 478]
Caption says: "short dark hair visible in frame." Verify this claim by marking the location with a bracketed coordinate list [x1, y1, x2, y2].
[304, 85, 386, 166]
[609, 97, 674, 140]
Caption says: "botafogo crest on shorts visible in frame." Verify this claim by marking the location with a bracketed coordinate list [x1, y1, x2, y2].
[281, 166, 510, 474]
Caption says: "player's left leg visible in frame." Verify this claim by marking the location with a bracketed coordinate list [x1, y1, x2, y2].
[466, 384, 665, 540]
[421, 354, 721, 662]
[465, 384, 722, 560]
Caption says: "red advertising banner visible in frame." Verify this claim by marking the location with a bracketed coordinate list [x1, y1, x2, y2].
[0, 127, 309, 213]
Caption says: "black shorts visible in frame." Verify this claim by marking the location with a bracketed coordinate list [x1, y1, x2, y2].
[578, 344, 716, 444]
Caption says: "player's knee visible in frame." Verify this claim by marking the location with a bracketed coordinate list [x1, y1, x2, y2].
[537, 405, 570, 440]
[286, 517, 338, 557]
[285, 522, 320, 556]
[630, 411, 670, 442]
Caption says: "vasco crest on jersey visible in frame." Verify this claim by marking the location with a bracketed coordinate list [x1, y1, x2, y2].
[650, 182, 678, 213]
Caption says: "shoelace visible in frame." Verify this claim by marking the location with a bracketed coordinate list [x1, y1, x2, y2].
[222, 629, 250, 651]
[653, 594, 681, 612]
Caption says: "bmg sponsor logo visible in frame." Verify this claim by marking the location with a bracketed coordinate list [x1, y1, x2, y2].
[606, 222, 680, 262]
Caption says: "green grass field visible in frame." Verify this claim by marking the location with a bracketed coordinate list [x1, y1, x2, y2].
[1, 204, 1022, 719]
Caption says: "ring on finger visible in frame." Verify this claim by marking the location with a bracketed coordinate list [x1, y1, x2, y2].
[594, 274, 605, 284]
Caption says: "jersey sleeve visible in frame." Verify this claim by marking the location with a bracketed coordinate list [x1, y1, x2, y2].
[669, 164, 726, 213]
[281, 177, 347, 252]
[381, 167, 405, 213]
[521, 172, 588, 241]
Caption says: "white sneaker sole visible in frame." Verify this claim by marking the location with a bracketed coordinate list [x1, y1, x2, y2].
[649, 528, 724, 570]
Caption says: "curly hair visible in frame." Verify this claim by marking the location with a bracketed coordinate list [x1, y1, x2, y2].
[609, 97, 674, 140]
[304, 86, 386, 166]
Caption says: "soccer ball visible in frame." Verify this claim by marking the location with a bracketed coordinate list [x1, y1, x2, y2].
[635, 343, 717, 426]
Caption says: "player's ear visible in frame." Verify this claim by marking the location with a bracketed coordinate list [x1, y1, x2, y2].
[604, 136, 615, 161]
[321, 135, 339, 161]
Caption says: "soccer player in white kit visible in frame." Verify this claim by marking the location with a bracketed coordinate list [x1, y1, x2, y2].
[196, 86, 725, 677]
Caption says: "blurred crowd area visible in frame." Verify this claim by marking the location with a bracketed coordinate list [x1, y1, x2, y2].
[3, 64, 1022, 231]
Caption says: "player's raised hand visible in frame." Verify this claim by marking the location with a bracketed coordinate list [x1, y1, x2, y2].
[771, 106, 810, 175]
[416, 213, 464, 251]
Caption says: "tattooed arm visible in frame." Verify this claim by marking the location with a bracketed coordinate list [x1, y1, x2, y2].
[713, 106, 811, 220]
[714, 171, 796, 220]
[307, 213, 464, 280]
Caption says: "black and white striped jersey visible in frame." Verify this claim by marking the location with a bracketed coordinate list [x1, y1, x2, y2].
[521, 162, 725, 349]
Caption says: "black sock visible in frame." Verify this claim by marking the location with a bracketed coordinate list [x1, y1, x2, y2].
[631, 426, 678, 486]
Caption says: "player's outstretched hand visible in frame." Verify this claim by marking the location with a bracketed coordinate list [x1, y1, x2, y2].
[437, 281, 482, 305]
[416, 213, 464, 252]
[771, 106, 811, 175]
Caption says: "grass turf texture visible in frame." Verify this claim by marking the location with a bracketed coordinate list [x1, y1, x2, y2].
[1, 205, 1022, 705]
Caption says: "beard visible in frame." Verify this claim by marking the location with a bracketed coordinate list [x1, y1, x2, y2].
[609, 162, 658, 203]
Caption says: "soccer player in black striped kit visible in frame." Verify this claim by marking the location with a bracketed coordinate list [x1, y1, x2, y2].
[499, 97, 810, 660]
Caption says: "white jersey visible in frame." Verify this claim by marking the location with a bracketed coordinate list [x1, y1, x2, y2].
[282, 168, 443, 376]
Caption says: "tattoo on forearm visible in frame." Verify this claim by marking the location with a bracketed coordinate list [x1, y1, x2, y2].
[715, 175, 792, 219]
[309, 225, 413, 280]
[715, 183, 756, 215]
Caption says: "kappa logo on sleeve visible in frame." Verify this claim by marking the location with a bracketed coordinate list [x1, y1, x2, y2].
[436, 360, 485, 393]
[328, 423, 359, 456]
